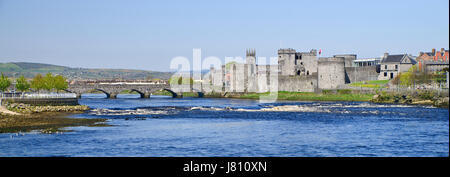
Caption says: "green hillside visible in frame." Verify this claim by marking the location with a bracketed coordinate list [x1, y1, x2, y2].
[0, 62, 173, 80]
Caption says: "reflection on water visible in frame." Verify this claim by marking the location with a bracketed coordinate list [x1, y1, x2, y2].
[0, 94, 448, 157]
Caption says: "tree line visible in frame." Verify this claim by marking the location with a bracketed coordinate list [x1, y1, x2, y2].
[0, 72, 68, 93]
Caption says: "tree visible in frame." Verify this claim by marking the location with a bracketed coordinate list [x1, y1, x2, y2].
[178, 77, 183, 85]
[0, 72, 11, 93]
[15, 75, 30, 94]
[54, 75, 68, 92]
[399, 71, 412, 87]
[43, 72, 55, 92]
[31, 73, 45, 92]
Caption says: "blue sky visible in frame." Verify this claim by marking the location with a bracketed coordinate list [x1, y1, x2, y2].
[0, 0, 448, 71]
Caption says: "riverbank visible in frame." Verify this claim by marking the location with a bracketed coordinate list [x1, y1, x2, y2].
[205, 91, 375, 102]
[0, 112, 108, 133]
[371, 90, 449, 108]
[0, 103, 108, 133]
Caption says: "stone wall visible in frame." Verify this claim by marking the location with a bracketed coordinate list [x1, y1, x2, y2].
[344, 66, 379, 83]
[3, 98, 79, 106]
[278, 75, 317, 92]
[256, 65, 278, 93]
[227, 63, 246, 92]
[300, 53, 318, 75]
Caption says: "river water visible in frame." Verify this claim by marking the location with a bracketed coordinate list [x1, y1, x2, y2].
[0, 94, 448, 157]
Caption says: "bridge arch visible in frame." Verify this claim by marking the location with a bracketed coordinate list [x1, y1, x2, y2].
[129, 89, 150, 98]
[162, 88, 178, 98]
[94, 88, 114, 98]
[192, 89, 204, 98]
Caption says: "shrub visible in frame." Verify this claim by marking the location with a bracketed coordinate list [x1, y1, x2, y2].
[322, 89, 332, 95]
[418, 90, 435, 100]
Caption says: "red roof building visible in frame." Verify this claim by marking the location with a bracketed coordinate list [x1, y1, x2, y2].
[417, 48, 449, 71]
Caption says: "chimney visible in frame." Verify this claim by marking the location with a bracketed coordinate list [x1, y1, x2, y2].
[432, 48, 436, 54]
[384, 52, 389, 58]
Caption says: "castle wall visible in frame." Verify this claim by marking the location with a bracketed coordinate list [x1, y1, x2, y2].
[318, 57, 346, 89]
[227, 63, 247, 92]
[277, 75, 317, 92]
[256, 65, 278, 93]
[210, 68, 224, 92]
[246, 64, 258, 92]
[301, 54, 318, 75]
[344, 66, 378, 83]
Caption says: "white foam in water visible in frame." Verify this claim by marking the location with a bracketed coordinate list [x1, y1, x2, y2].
[88, 101, 430, 116]
[89, 108, 169, 115]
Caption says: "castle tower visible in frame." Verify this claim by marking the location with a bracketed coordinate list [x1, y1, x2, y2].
[278, 48, 297, 76]
[246, 49, 256, 65]
[318, 57, 346, 89]
[333, 54, 357, 67]
[245, 49, 257, 92]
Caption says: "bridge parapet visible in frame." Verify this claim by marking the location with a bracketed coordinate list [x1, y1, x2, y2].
[67, 82, 195, 99]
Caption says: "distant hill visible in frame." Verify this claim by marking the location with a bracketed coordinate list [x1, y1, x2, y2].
[0, 62, 173, 80]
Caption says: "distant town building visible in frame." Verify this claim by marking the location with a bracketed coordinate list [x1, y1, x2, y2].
[421, 60, 449, 73]
[352, 57, 381, 67]
[417, 48, 449, 62]
[416, 48, 449, 73]
[378, 53, 416, 80]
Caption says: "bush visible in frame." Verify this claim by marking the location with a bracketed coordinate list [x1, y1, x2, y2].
[322, 89, 333, 95]
[418, 90, 435, 100]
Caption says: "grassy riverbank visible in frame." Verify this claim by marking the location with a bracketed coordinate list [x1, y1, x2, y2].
[206, 91, 375, 102]
[205, 90, 449, 108]
[349, 80, 390, 88]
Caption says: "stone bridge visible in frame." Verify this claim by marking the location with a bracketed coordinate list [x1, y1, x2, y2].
[66, 81, 200, 99]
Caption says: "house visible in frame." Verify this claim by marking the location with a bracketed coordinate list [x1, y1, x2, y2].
[378, 53, 416, 80]
[416, 48, 449, 72]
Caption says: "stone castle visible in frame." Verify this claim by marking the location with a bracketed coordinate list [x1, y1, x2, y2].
[206, 48, 379, 93]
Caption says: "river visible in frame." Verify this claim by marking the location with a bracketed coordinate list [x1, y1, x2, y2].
[0, 94, 448, 157]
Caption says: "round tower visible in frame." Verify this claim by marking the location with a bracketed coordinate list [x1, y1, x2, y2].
[318, 57, 346, 89]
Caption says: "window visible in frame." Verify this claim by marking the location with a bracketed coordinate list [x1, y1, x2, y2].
[384, 65, 387, 69]
[395, 65, 398, 70]
[384, 72, 387, 77]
